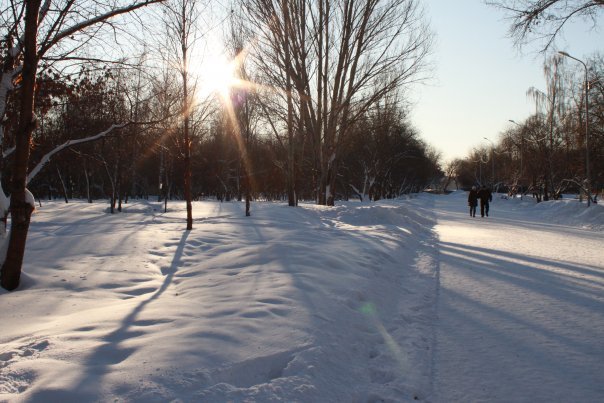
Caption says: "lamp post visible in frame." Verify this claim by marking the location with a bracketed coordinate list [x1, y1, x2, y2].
[509, 120, 524, 198]
[483, 137, 495, 188]
[472, 148, 486, 185]
[559, 51, 591, 206]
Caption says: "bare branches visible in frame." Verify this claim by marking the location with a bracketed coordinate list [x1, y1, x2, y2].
[26, 117, 167, 185]
[40, 0, 164, 58]
[486, 0, 604, 52]
[26, 122, 130, 184]
[240, 0, 432, 204]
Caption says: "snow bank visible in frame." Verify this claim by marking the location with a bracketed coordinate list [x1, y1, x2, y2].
[445, 190, 604, 230]
[500, 194, 604, 231]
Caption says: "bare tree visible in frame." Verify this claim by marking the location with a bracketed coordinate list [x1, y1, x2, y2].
[526, 54, 568, 199]
[160, 0, 208, 230]
[241, 0, 432, 206]
[0, 0, 163, 290]
[343, 96, 439, 200]
[459, 53, 604, 200]
[237, 0, 299, 206]
[443, 159, 462, 191]
[224, 16, 259, 216]
[486, 0, 604, 51]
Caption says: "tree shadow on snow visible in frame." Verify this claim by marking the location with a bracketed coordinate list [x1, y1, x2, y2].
[26, 231, 190, 402]
[434, 240, 604, 399]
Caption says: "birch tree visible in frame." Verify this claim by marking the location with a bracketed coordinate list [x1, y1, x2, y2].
[0, 0, 163, 291]
[526, 54, 567, 199]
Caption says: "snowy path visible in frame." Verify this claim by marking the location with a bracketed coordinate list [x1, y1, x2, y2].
[431, 194, 604, 402]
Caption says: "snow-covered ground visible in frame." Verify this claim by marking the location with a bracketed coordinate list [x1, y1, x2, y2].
[0, 192, 602, 402]
[432, 192, 604, 402]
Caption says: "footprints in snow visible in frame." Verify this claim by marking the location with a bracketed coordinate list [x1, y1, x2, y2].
[203, 298, 292, 320]
[0, 340, 50, 367]
[337, 284, 426, 400]
[239, 297, 292, 319]
[208, 348, 305, 389]
[0, 339, 50, 394]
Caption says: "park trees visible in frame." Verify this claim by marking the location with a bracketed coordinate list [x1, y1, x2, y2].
[240, 0, 432, 205]
[0, 0, 163, 290]
[526, 54, 567, 199]
[342, 98, 441, 201]
[456, 54, 603, 202]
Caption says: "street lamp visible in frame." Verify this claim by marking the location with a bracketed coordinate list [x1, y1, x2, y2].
[472, 148, 488, 185]
[483, 137, 495, 188]
[509, 120, 524, 198]
[559, 51, 591, 206]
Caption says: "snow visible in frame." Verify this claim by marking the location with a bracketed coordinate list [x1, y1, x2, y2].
[24, 189, 35, 209]
[0, 192, 602, 401]
[0, 182, 9, 216]
[432, 191, 604, 402]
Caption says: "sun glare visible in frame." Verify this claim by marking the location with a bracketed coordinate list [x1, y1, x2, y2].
[196, 54, 238, 100]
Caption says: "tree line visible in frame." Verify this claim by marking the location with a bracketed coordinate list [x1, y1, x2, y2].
[21, 66, 440, 205]
[450, 53, 603, 203]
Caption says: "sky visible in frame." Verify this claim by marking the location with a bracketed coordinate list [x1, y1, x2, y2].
[411, 0, 604, 163]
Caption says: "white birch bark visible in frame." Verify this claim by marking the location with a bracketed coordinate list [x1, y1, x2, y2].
[26, 123, 128, 185]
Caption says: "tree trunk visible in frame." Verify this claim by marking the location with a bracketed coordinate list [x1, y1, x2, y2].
[326, 163, 337, 206]
[245, 193, 251, 217]
[84, 165, 92, 203]
[56, 167, 69, 203]
[2, 201, 34, 290]
[182, 52, 193, 230]
[318, 169, 327, 205]
[281, 0, 296, 207]
[158, 146, 165, 202]
[103, 160, 116, 214]
[183, 121, 192, 229]
[164, 183, 171, 213]
[1, 0, 42, 291]
[116, 134, 123, 212]
[117, 166, 123, 212]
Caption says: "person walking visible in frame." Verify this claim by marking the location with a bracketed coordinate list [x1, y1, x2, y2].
[468, 186, 478, 217]
[478, 185, 493, 217]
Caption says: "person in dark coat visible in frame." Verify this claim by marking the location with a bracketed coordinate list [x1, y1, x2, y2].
[468, 186, 478, 217]
[478, 185, 493, 217]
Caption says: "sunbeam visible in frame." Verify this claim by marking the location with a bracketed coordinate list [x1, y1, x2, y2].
[208, 46, 260, 199]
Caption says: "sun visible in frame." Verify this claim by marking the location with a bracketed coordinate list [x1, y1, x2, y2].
[195, 53, 239, 101]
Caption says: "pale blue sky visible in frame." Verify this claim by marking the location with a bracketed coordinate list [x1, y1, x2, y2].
[411, 0, 603, 162]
